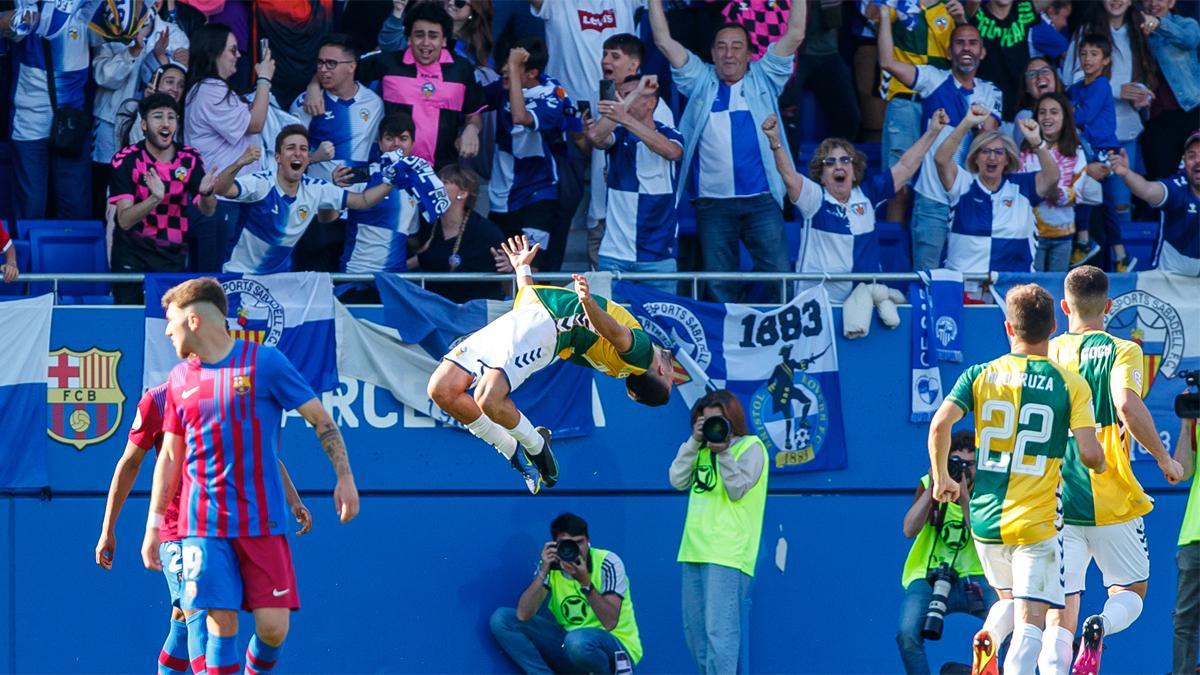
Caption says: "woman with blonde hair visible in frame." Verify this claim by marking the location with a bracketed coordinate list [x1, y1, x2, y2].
[934, 104, 1061, 284]
[762, 109, 945, 302]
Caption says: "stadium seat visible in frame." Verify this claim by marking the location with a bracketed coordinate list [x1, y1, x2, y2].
[0, 240, 31, 297]
[29, 228, 111, 301]
[1122, 221, 1160, 269]
[16, 219, 104, 241]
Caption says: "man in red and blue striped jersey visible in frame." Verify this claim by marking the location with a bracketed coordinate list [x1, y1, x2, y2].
[98, 381, 313, 675]
[141, 277, 359, 674]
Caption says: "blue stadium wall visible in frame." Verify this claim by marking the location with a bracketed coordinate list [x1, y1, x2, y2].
[0, 305, 1184, 673]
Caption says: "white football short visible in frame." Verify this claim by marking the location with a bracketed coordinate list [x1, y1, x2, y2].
[975, 535, 1065, 608]
[443, 302, 556, 392]
[1061, 517, 1150, 594]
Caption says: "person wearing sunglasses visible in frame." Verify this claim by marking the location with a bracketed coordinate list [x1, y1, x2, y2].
[933, 104, 1061, 286]
[761, 109, 946, 303]
[669, 389, 767, 675]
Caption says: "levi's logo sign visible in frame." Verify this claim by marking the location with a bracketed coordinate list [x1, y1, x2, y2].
[578, 9, 616, 31]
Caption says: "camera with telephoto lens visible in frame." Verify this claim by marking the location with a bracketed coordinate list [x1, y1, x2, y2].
[1177, 371, 1200, 419]
[947, 455, 970, 482]
[555, 538, 582, 565]
[702, 415, 732, 445]
[921, 563, 959, 640]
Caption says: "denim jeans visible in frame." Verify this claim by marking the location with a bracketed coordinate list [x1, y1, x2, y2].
[681, 562, 753, 675]
[188, 201, 241, 273]
[598, 255, 678, 295]
[897, 577, 998, 674]
[694, 194, 788, 303]
[490, 607, 630, 674]
[1035, 236, 1073, 272]
[13, 138, 94, 220]
[911, 194, 950, 272]
[1174, 543, 1200, 675]
[882, 98, 922, 172]
[1096, 139, 1139, 248]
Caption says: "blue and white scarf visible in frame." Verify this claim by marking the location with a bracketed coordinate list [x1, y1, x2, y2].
[910, 270, 964, 421]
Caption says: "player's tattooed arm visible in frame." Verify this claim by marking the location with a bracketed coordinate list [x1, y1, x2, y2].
[297, 399, 360, 523]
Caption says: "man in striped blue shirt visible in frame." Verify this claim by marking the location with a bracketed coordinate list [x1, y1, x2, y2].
[486, 39, 571, 264]
[648, 0, 808, 302]
[588, 76, 683, 294]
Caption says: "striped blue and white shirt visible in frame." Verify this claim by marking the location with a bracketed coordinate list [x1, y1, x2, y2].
[291, 85, 384, 182]
[691, 79, 770, 199]
[945, 170, 1042, 274]
[487, 75, 569, 214]
[224, 171, 348, 274]
[792, 173, 894, 302]
[342, 171, 420, 274]
[911, 65, 1004, 204]
[10, 2, 91, 142]
[601, 121, 684, 263]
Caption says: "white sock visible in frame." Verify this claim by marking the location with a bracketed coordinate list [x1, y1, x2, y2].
[506, 413, 545, 454]
[467, 415, 518, 459]
[1037, 625, 1074, 675]
[1003, 623, 1043, 675]
[982, 598, 1015, 644]
[1100, 590, 1143, 636]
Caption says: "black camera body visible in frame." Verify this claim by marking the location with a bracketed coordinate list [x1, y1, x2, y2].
[702, 415, 732, 445]
[947, 455, 970, 482]
[921, 563, 959, 640]
[555, 539, 582, 565]
[1177, 370, 1200, 419]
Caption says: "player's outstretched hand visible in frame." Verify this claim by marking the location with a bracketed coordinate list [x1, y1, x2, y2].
[96, 531, 115, 570]
[1162, 457, 1186, 485]
[334, 474, 360, 523]
[141, 527, 162, 571]
[572, 274, 592, 303]
[931, 475, 960, 504]
[500, 235, 540, 269]
[292, 500, 313, 534]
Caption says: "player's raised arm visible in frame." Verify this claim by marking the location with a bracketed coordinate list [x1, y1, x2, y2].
[927, 401, 966, 504]
[96, 440, 151, 569]
[498, 235, 539, 289]
[572, 274, 634, 353]
[142, 431, 185, 571]
[296, 399, 360, 523]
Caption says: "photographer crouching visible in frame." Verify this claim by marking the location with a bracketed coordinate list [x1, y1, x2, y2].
[897, 431, 997, 675]
[490, 513, 643, 674]
[670, 390, 768, 674]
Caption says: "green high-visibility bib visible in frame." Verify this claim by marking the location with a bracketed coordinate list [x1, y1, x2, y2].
[547, 547, 643, 664]
[677, 436, 769, 577]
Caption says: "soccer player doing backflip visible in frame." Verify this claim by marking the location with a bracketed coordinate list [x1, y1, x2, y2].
[140, 278, 360, 674]
[1040, 266, 1184, 675]
[427, 236, 674, 493]
[928, 284, 1106, 675]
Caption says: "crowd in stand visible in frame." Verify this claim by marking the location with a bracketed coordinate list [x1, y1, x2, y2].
[0, 0, 1197, 305]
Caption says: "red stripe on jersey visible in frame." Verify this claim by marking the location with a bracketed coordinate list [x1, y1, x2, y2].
[234, 344, 251, 537]
[190, 368, 209, 538]
[211, 407, 228, 538]
[249, 343, 270, 535]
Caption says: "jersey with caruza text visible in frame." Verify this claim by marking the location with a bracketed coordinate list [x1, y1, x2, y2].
[947, 353, 1095, 545]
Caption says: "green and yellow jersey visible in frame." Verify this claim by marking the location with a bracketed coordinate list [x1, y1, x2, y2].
[947, 354, 1096, 545]
[881, 0, 955, 100]
[1049, 330, 1153, 526]
[515, 285, 654, 378]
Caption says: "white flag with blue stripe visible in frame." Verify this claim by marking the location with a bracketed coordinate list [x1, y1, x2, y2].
[143, 273, 338, 392]
[0, 294, 53, 488]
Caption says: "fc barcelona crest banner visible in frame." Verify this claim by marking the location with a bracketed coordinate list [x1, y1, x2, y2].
[143, 273, 338, 393]
[617, 282, 848, 473]
[993, 270, 1200, 458]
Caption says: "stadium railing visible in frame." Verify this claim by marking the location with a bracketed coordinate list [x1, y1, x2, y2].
[17, 272, 998, 304]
